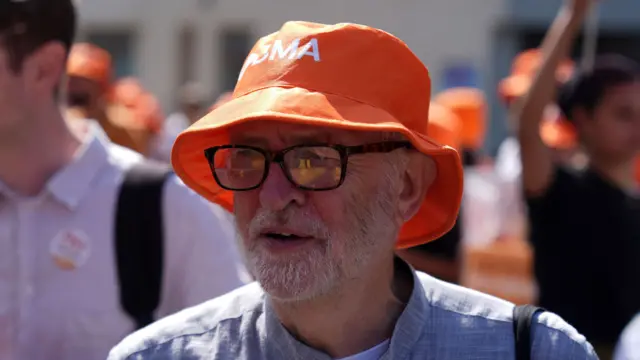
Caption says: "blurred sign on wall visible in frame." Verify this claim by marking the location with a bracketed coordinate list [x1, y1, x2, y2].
[441, 61, 479, 90]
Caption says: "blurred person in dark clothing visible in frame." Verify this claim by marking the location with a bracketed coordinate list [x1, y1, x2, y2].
[514, 0, 640, 356]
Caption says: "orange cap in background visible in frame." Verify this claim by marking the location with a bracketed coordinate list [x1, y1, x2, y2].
[171, 21, 464, 248]
[428, 102, 462, 151]
[539, 104, 577, 150]
[110, 77, 145, 107]
[67, 43, 113, 90]
[135, 92, 164, 133]
[433, 87, 487, 150]
[109, 78, 164, 133]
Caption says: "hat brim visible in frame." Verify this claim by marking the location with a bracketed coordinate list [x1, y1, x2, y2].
[171, 86, 463, 249]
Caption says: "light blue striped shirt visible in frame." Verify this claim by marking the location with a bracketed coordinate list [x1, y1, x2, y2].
[108, 261, 597, 359]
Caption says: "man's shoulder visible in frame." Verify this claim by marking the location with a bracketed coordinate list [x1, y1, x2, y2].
[108, 282, 264, 360]
[416, 273, 597, 358]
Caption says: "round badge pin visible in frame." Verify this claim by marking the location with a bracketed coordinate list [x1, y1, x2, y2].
[50, 229, 91, 270]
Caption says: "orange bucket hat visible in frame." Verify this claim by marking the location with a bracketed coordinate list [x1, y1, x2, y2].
[432, 88, 486, 150]
[428, 102, 462, 151]
[66, 43, 112, 90]
[171, 21, 463, 248]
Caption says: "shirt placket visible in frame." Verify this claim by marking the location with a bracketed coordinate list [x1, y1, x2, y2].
[15, 200, 38, 360]
[0, 202, 17, 360]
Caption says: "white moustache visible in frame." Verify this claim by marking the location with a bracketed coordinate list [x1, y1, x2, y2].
[248, 208, 331, 240]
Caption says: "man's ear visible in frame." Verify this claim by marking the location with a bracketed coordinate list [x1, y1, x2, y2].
[397, 153, 436, 222]
[26, 42, 67, 95]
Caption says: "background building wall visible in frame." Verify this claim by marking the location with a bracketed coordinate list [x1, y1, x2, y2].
[76, 0, 507, 109]
[74, 0, 640, 153]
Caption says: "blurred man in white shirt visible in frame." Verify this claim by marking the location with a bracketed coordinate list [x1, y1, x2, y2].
[0, 1, 249, 359]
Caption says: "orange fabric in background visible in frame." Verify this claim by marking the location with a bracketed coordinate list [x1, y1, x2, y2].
[428, 102, 462, 151]
[510, 48, 575, 81]
[498, 48, 575, 103]
[497, 50, 578, 150]
[433, 88, 487, 150]
[635, 157, 640, 183]
[461, 239, 536, 305]
[107, 78, 165, 156]
[110, 78, 164, 132]
[539, 105, 578, 150]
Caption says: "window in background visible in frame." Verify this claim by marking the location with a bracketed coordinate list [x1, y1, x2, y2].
[86, 31, 135, 79]
[219, 27, 252, 92]
[178, 25, 196, 87]
[521, 30, 640, 63]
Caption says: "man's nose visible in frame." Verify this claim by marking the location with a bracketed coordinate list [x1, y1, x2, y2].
[259, 163, 306, 211]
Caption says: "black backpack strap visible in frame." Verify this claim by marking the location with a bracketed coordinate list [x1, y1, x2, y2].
[115, 160, 173, 330]
[513, 304, 545, 360]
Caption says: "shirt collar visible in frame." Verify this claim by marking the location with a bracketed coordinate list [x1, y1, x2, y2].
[46, 121, 111, 209]
[261, 257, 428, 360]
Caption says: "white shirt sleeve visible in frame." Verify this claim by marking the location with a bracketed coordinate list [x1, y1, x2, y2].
[156, 175, 250, 318]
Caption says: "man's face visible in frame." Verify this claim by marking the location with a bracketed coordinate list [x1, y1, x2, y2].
[230, 121, 407, 302]
[580, 82, 640, 162]
[0, 44, 30, 145]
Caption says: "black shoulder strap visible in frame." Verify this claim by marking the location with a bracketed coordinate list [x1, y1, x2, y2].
[513, 305, 545, 360]
[115, 160, 172, 330]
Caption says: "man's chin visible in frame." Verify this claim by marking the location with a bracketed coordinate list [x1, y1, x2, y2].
[250, 258, 336, 303]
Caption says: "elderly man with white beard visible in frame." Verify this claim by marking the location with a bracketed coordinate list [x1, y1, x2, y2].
[109, 21, 596, 360]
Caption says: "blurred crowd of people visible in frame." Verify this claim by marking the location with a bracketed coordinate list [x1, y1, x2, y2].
[1, 0, 639, 359]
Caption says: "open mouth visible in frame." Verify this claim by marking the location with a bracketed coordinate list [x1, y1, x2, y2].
[263, 232, 312, 241]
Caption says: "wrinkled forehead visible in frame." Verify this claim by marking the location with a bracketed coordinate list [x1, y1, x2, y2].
[229, 120, 388, 148]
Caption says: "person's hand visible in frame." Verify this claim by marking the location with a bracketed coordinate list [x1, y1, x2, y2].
[565, 0, 597, 17]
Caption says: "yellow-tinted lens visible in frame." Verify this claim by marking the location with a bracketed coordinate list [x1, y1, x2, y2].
[213, 148, 265, 189]
[285, 146, 342, 189]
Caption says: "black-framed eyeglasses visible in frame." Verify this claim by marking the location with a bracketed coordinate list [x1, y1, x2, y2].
[203, 141, 413, 191]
